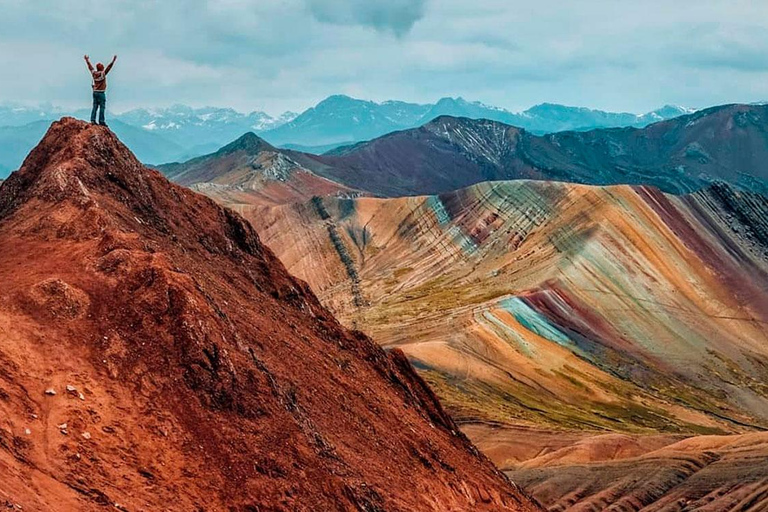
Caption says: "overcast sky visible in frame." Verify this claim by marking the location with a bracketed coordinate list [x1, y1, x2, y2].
[1, 0, 767, 115]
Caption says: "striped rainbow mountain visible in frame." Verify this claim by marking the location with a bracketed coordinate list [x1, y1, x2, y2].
[253, 181, 768, 510]
[255, 181, 768, 433]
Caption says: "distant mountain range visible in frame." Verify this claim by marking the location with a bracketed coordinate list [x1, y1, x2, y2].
[162, 103, 768, 198]
[0, 103, 295, 133]
[258, 95, 432, 147]
[416, 98, 694, 134]
[0, 97, 693, 177]
[258, 95, 693, 148]
[115, 104, 298, 153]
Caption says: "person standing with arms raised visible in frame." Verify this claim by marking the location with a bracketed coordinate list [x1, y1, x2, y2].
[84, 54, 117, 127]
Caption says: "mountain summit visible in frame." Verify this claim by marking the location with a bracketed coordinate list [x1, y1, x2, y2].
[160, 131, 355, 206]
[0, 118, 540, 511]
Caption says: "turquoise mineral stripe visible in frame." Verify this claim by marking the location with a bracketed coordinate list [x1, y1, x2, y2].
[498, 297, 572, 347]
[446, 225, 478, 254]
[426, 195, 478, 254]
[426, 196, 451, 226]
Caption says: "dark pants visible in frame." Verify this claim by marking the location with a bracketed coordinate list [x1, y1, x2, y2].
[91, 91, 106, 124]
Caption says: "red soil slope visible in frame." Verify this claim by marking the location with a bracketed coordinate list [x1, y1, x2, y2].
[0, 118, 541, 511]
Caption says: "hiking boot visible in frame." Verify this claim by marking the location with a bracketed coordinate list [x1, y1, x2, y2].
[99, 123, 109, 128]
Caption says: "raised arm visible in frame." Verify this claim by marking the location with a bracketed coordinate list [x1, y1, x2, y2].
[84, 55, 94, 72]
[105, 55, 117, 74]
